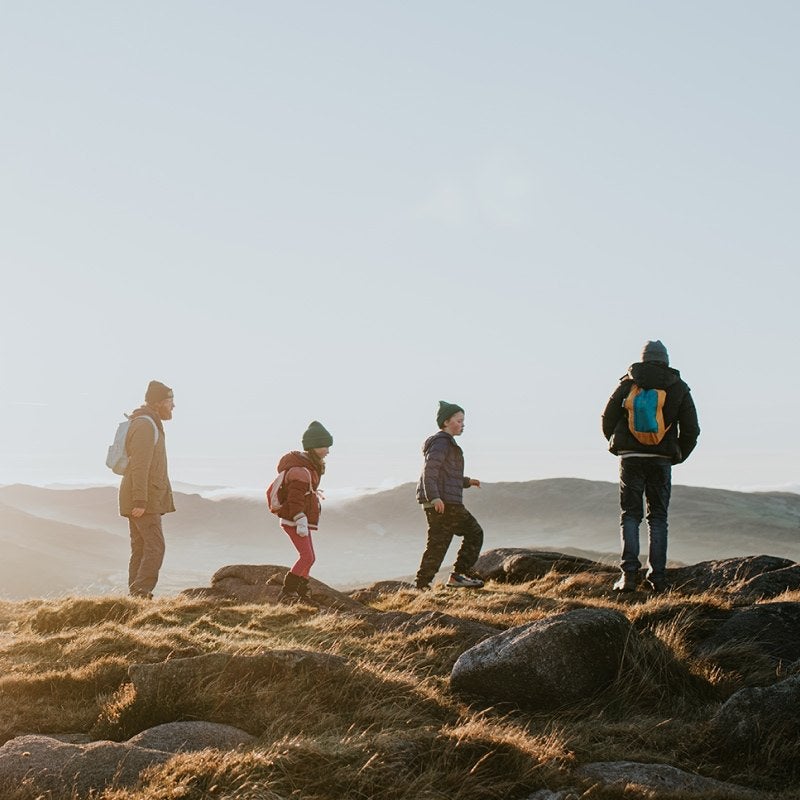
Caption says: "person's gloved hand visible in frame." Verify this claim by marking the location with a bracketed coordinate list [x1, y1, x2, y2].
[295, 517, 309, 537]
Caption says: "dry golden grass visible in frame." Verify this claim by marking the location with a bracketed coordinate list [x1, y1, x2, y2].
[1, 576, 799, 799]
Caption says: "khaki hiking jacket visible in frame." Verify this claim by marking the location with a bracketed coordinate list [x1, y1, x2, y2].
[118, 407, 175, 517]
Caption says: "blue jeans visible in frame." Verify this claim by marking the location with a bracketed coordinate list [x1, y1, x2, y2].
[619, 457, 672, 578]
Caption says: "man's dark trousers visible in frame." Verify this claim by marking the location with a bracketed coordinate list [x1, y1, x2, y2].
[619, 457, 672, 579]
[416, 504, 483, 587]
[128, 513, 165, 596]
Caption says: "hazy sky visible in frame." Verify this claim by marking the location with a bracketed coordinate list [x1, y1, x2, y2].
[1, 2, 798, 494]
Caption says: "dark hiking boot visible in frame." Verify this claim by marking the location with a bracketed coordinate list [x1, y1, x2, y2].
[295, 576, 312, 600]
[613, 572, 639, 592]
[278, 571, 302, 603]
[646, 574, 667, 594]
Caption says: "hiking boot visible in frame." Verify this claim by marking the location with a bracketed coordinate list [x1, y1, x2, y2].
[446, 572, 484, 589]
[415, 582, 431, 590]
[295, 576, 312, 600]
[278, 571, 302, 602]
[613, 572, 639, 592]
[646, 575, 667, 594]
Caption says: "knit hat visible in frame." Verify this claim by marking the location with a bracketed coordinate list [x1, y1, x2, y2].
[145, 380, 173, 404]
[436, 400, 464, 428]
[641, 340, 669, 365]
[302, 420, 333, 450]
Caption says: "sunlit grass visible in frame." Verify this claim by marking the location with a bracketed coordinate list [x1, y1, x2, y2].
[1, 574, 799, 798]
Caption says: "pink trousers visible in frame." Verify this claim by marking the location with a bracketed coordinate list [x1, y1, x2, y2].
[281, 523, 316, 577]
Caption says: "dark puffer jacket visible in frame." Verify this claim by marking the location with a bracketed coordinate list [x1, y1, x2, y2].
[602, 362, 700, 464]
[416, 431, 472, 505]
[275, 451, 322, 527]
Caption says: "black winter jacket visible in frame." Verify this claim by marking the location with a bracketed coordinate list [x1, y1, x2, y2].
[416, 431, 471, 505]
[602, 362, 700, 464]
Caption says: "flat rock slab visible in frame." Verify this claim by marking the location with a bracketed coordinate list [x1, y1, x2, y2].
[576, 761, 761, 799]
[451, 607, 633, 709]
[0, 734, 172, 795]
[126, 720, 255, 753]
[203, 564, 369, 613]
[473, 548, 612, 583]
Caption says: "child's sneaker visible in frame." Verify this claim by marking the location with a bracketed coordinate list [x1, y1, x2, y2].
[446, 572, 484, 589]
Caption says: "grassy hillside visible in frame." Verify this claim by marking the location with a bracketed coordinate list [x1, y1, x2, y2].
[1, 572, 799, 799]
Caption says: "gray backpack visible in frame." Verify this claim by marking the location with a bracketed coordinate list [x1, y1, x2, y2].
[106, 415, 158, 475]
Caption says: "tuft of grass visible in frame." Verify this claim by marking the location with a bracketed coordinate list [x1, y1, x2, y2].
[24, 596, 142, 634]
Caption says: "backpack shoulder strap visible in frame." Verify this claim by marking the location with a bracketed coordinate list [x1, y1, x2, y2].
[131, 415, 159, 445]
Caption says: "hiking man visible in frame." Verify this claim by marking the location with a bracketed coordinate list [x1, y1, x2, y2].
[415, 400, 485, 590]
[602, 341, 700, 593]
[119, 380, 176, 598]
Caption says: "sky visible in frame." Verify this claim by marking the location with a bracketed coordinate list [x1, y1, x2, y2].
[1, 1, 798, 495]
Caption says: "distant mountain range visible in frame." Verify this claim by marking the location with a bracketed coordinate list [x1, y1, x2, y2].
[2, 479, 799, 599]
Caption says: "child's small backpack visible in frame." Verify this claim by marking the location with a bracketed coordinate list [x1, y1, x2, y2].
[266, 467, 313, 515]
[623, 385, 671, 445]
[106, 415, 159, 475]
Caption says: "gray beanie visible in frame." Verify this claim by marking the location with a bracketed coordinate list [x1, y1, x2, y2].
[641, 340, 669, 365]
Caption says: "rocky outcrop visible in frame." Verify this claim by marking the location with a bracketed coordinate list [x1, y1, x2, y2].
[473, 548, 614, 583]
[450, 608, 633, 709]
[706, 674, 800, 758]
[182, 564, 369, 613]
[474, 549, 800, 601]
[126, 721, 255, 753]
[0, 734, 173, 796]
[575, 761, 761, 799]
[669, 555, 800, 599]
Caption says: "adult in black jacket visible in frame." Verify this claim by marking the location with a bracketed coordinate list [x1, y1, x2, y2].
[602, 341, 700, 593]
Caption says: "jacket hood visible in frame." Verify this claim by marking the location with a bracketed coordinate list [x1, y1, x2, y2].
[422, 430, 457, 454]
[627, 362, 681, 390]
[277, 450, 315, 472]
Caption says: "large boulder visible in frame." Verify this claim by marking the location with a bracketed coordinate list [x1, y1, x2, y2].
[0, 735, 172, 796]
[706, 674, 800, 758]
[575, 761, 761, 799]
[450, 608, 633, 709]
[126, 721, 255, 753]
[695, 602, 800, 664]
[472, 548, 613, 583]
[183, 564, 369, 613]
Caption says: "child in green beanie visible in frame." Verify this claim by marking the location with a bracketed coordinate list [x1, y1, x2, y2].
[414, 401, 485, 589]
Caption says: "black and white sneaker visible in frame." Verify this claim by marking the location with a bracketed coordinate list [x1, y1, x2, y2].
[446, 572, 484, 588]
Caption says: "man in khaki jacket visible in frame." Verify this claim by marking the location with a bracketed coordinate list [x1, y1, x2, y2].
[119, 380, 176, 597]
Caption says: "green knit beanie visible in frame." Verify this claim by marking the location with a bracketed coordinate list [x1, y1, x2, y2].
[436, 400, 464, 428]
[302, 420, 333, 450]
